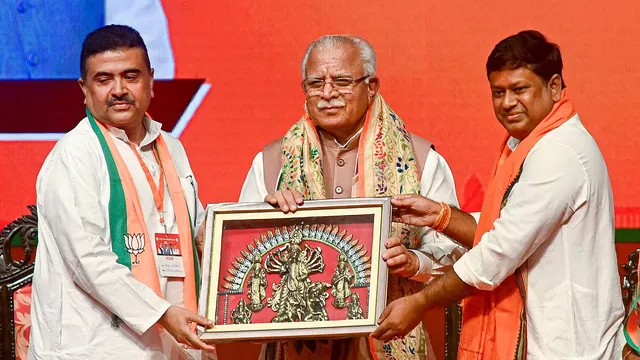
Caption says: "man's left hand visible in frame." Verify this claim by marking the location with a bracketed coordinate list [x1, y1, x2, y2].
[371, 293, 426, 342]
[382, 237, 419, 278]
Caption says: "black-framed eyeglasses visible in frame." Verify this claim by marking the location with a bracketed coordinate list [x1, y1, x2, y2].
[301, 75, 369, 94]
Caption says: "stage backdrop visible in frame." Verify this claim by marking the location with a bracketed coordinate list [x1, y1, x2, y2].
[1, 1, 640, 359]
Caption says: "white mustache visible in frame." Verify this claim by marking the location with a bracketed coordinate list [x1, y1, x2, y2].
[316, 98, 346, 109]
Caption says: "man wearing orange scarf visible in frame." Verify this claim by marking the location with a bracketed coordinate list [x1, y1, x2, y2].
[372, 30, 625, 359]
[30, 25, 215, 359]
[239, 35, 464, 360]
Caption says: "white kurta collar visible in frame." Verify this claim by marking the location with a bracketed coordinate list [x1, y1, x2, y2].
[106, 117, 162, 147]
[506, 137, 520, 151]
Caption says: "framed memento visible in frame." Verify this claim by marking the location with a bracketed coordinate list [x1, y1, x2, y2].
[198, 198, 391, 342]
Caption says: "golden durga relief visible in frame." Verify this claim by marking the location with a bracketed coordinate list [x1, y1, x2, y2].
[220, 224, 371, 324]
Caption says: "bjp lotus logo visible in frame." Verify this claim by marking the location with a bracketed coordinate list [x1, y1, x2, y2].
[124, 233, 145, 264]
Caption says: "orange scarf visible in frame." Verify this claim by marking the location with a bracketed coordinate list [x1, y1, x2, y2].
[88, 111, 198, 321]
[458, 90, 575, 360]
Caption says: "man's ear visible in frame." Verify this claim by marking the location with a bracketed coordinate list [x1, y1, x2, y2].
[78, 77, 86, 94]
[548, 74, 562, 102]
[367, 76, 380, 101]
[78, 77, 87, 104]
[150, 68, 155, 98]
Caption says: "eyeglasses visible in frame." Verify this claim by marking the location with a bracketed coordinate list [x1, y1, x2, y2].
[301, 75, 369, 95]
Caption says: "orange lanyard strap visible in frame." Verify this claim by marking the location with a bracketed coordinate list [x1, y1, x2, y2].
[129, 141, 167, 227]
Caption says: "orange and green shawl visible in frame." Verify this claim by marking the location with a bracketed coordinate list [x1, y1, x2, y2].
[278, 93, 430, 359]
[457, 90, 575, 360]
[86, 108, 200, 323]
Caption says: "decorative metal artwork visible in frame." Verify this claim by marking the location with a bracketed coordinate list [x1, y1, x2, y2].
[346, 293, 364, 320]
[331, 253, 354, 309]
[246, 255, 267, 312]
[231, 298, 252, 325]
[220, 224, 371, 324]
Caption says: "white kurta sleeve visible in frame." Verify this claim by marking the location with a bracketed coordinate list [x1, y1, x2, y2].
[37, 146, 170, 335]
[470, 212, 481, 224]
[239, 152, 269, 202]
[409, 149, 467, 283]
[453, 142, 588, 290]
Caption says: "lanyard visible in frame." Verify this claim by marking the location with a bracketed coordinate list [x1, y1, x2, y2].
[129, 141, 168, 232]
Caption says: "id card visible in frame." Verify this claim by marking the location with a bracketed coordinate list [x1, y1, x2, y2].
[155, 233, 185, 278]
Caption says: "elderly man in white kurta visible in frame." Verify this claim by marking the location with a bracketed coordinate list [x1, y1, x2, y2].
[29, 25, 216, 360]
[239, 35, 466, 360]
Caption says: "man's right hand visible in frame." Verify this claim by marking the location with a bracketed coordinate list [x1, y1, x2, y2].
[391, 194, 442, 227]
[265, 190, 304, 213]
[158, 305, 216, 350]
[393, 194, 478, 249]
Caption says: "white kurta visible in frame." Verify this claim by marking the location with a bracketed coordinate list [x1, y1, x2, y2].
[239, 148, 466, 289]
[29, 118, 209, 360]
[454, 115, 625, 360]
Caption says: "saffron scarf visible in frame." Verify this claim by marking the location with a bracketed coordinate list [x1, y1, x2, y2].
[279, 94, 430, 359]
[86, 109, 199, 318]
[457, 90, 575, 360]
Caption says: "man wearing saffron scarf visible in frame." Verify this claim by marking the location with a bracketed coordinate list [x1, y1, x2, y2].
[372, 30, 625, 359]
[29, 25, 216, 359]
[239, 35, 465, 360]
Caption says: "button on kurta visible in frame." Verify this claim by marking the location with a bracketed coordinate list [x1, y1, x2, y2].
[337, 158, 345, 167]
[335, 186, 343, 194]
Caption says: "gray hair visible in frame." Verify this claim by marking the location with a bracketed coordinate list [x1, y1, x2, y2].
[301, 35, 377, 80]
